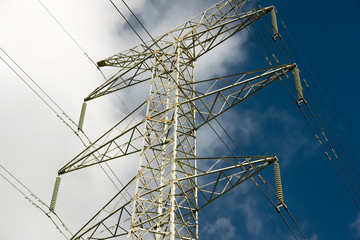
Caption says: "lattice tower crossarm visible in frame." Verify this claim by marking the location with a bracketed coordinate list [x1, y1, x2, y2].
[83, 1, 276, 102]
[58, 0, 300, 239]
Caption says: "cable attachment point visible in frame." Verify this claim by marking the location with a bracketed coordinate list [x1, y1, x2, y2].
[78, 102, 87, 131]
[271, 7, 281, 40]
[50, 176, 61, 212]
[293, 67, 304, 104]
[274, 161, 286, 211]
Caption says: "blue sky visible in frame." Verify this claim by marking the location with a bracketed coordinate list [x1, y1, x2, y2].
[0, 0, 359, 239]
[200, 0, 360, 239]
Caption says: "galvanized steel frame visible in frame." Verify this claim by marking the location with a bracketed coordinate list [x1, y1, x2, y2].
[60, 0, 297, 239]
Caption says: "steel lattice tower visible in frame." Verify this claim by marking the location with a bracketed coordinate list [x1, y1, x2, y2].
[58, 0, 300, 239]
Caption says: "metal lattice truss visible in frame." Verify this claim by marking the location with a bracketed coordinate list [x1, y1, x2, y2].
[70, 156, 277, 240]
[59, 63, 295, 175]
[83, 0, 276, 101]
[59, 0, 298, 239]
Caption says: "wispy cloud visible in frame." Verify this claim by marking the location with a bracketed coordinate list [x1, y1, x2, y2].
[202, 217, 239, 240]
[350, 214, 360, 239]
[0, 1, 253, 239]
[309, 233, 319, 240]
[201, 183, 268, 239]
[0, 1, 321, 240]
[197, 104, 313, 166]
[237, 196, 264, 237]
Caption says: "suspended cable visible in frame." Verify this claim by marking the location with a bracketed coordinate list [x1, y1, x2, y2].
[280, 78, 360, 210]
[269, 29, 360, 208]
[275, 24, 360, 210]
[227, 3, 309, 238]
[301, 77, 360, 185]
[312, 94, 360, 188]
[37, 0, 103, 75]
[1, 46, 127, 193]
[39, 0, 134, 117]
[238, 0, 360, 235]
[0, 47, 77, 132]
[108, 0, 149, 48]
[35, 0, 140, 193]
[198, 2, 306, 237]
[279, 67, 360, 202]
[214, 2, 327, 238]
[283, 206, 307, 240]
[265, 0, 360, 184]
[293, 74, 360, 197]
[0, 47, 91, 148]
[285, 79, 360, 210]
[256, 179, 301, 240]
[0, 164, 72, 239]
[37, 0, 135, 118]
[303, 95, 360, 198]
[248, 0, 360, 211]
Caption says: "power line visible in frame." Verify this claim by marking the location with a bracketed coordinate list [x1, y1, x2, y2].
[37, 0, 102, 75]
[0, 47, 77, 132]
[0, 44, 132, 233]
[22, 0, 352, 238]
[276, 9, 360, 208]
[0, 164, 72, 239]
[245, 0, 360, 211]
[266, 0, 360, 186]
[228, 3, 309, 238]
[35, 0, 135, 192]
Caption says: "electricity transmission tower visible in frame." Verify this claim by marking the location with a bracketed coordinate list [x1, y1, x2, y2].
[57, 0, 302, 239]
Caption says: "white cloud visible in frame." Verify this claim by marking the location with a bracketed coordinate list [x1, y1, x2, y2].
[204, 184, 266, 239]
[0, 1, 143, 239]
[350, 214, 360, 239]
[309, 233, 319, 240]
[203, 217, 238, 239]
[3, 1, 313, 239]
[0, 0, 253, 239]
[237, 196, 264, 237]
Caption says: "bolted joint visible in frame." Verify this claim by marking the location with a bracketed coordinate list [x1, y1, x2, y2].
[97, 60, 107, 67]
[266, 156, 278, 164]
